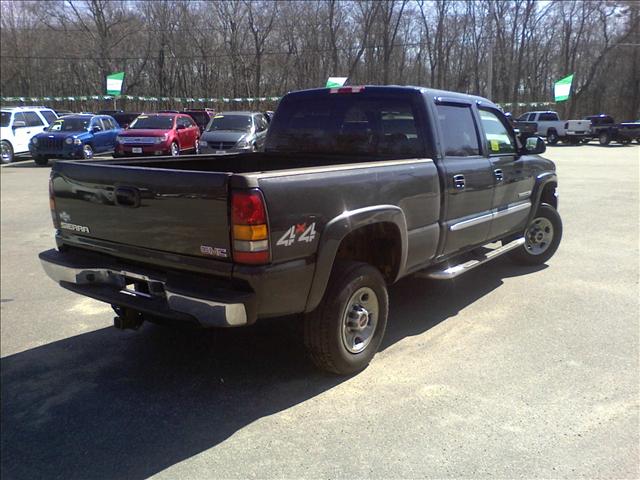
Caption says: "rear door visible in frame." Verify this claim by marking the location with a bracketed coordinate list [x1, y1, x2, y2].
[253, 114, 268, 149]
[91, 117, 110, 152]
[52, 161, 233, 260]
[478, 107, 534, 240]
[435, 101, 495, 256]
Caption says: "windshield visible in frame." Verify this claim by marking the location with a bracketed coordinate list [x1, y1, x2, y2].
[129, 115, 174, 130]
[47, 117, 91, 132]
[206, 115, 252, 132]
[1, 112, 10, 127]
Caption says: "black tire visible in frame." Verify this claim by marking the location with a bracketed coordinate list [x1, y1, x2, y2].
[599, 131, 611, 146]
[82, 144, 94, 159]
[304, 261, 389, 375]
[170, 142, 180, 156]
[1, 140, 14, 164]
[546, 130, 559, 145]
[509, 203, 562, 266]
[33, 155, 49, 166]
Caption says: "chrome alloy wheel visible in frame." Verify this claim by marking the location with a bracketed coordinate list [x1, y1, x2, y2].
[83, 144, 93, 159]
[341, 287, 379, 354]
[170, 142, 179, 156]
[525, 217, 554, 255]
[1, 142, 13, 163]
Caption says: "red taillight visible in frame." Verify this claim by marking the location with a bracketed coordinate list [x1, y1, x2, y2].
[232, 191, 267, 225]
[329, 86, 365, 94]
[49, 177, 59, 229]
[231, 190, 269, 265]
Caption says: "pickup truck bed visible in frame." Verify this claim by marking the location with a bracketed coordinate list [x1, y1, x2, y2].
[41, 85, 562, 374]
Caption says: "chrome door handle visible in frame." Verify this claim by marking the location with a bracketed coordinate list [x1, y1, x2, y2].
[453, 174, 465, 190]
[494, 169, 504, 182]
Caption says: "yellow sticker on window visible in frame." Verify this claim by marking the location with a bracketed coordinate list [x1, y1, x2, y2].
[138, 115, 148, 118]
[214, 115, 224, 118]
[490, 139, 500, 152]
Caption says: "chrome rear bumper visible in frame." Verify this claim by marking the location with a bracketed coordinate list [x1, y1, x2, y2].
[39, 249, 251, 327]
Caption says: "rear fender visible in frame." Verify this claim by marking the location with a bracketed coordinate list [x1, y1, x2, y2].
[305, 205, 408, 313]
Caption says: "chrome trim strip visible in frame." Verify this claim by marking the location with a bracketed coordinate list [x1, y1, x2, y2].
[39, 259, 247, 327]
[493, 201, 531, 219]
[450, 211, 493, 231]
[450, 201, 531, 231]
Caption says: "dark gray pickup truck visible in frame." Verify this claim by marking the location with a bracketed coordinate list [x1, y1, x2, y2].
[40, 86, 562, 374]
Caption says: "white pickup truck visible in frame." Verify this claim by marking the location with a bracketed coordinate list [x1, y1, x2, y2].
[515, 111, 591, 145]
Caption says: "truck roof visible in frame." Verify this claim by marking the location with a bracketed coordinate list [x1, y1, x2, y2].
[283, 85, 500, 110]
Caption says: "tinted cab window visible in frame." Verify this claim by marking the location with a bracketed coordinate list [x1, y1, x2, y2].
[436, 104, 480, 156]
[39, 110, 57, 125]
[539, 112, 559, 122]
[267, 94, 426, 157]
[23, 112, 44, 127]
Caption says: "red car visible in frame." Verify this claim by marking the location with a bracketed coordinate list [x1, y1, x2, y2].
[114, 113, 199, 157]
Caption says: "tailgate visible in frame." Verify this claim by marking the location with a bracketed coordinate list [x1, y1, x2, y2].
[567, 120, 590, 132]
[51, 161, 233, 261]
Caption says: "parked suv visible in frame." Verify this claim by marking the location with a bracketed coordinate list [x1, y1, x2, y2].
[183, 109, 215, 133]
[114, 113, 199, 157]
[1, 106, 58, 163]
[199, 111, 269, 154]
[29, 114, 121, 166]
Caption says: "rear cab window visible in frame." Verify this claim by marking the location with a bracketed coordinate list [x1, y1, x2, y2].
[266, 91, 428, 158]
[539, 112, 559, 122]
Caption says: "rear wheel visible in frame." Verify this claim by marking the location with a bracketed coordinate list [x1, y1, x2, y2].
[194, 139, 200, 154]
[33, 155, 49, 166]
[304, 261, 388, 375]
[509, 203, 562, 265]
[1, 141, 14, 164]
[546, 130, 559, 145]
[170, 142, 179, 156]
[599, 131, 611, 146]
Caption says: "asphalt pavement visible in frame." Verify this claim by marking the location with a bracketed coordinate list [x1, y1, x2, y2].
[1, 144, 638, 479]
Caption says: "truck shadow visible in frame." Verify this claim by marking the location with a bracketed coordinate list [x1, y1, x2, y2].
[1, 257, 545, 479]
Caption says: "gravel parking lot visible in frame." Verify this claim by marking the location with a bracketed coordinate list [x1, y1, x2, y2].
[1, 145, 638, 479]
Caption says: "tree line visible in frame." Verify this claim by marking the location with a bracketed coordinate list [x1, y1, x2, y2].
[0, 0, 638, 120]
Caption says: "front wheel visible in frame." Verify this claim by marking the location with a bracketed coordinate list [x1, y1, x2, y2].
[170, 142, 179, 156]
[82, 144, 94, 159]
[1, 141, 14, 164]
[599, 131, 611, 146]
[304, 261, 389, 375]
[509, 203, 562, 266]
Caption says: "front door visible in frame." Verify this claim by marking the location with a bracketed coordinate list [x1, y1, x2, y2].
[435, 102, 496, 256]
[477, 108, 535, 240]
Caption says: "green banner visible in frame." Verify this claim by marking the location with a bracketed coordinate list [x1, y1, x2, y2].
[554, 74, 574, 102]
[106, 72, 125, 96]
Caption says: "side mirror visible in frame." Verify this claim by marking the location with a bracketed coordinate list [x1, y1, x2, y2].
[12, 121, 26, 129]
[92, 125, 102, 133]
[523, 136, 546, 155]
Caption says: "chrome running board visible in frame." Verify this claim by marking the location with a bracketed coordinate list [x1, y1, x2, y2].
[416, 237, 525, 280]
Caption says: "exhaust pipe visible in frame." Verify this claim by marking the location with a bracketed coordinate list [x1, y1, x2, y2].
[112, 306, 144, 330]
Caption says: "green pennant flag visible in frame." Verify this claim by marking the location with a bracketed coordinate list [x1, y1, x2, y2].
[106, 72, 125, 96]
[554, 74, 573, 102]
[326, 77, 347, 88]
